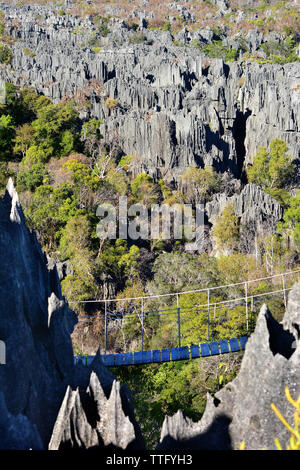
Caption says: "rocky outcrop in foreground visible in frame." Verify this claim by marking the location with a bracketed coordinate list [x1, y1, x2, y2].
[158, 283, 300, 450]
[0, 180, 144, 450]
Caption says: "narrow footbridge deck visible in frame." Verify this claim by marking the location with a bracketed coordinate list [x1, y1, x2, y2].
[74, 335, 249, 367]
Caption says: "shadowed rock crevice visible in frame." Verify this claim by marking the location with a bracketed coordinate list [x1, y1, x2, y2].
[232, 108, 252, 181]
[265, 310, 295, 359]
[157, 410, 232, 450]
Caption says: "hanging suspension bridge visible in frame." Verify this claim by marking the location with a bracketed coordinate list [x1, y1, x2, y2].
[73, 269, 300, 367]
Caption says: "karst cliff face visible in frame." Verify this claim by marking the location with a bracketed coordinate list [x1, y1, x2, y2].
[0, 180, 145, 450]
[0, 3, 299, 184]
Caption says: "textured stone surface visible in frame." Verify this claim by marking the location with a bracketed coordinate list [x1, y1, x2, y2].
[49, 372, 142, 450]
[0, 4, 298, 185]
[206, 182, 284, 251]
[0, 180, 144, 450]
[0, 179, 77, 448]
[158, 283, 300, 450]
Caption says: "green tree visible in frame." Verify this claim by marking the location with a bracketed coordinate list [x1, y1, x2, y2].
[147, 252, 219, 303]
[0, 114, 15, 160]
[118, 245, 141, 282]
[0, 43, 12, 64]
[13, 123, 35, 159]
[131, 173, 159, 206]
[59, 214, 93, 260]
[247, 139, 295, 197]
[213, 202, 240, 251]
[279, 191, 300, 247]
[16, 163, 48, 192]
[26, 183, 82, 249]
[18, 87, 51, 123]
[31, 101, 79, 160]
[60, 215, 98, 306]
[181, 166, 221, 203]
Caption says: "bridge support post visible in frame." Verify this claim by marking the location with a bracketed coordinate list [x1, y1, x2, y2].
[282, 274, 287, 308]
[245, 282, 248, 334]
[177, 294, 181, 348]
[213, 303, 216, 339]
[207, 289, 210, 342]
[104, 301, 107, 355]
[250, 296, 254, 333]
[141, 298, 144, 352]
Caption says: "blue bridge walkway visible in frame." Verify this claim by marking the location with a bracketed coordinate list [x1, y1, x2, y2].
[74, 335, 249, 367]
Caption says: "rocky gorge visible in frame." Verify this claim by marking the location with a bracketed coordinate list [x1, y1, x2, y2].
[0, 179, 299, 450]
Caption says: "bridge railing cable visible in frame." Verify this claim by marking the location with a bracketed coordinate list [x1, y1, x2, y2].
[73, 269, 300, 355]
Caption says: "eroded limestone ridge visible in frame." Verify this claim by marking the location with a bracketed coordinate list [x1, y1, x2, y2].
[0, 180, 144, 450]
[158, 283, 300, 451]
[0, 3, 299, 183]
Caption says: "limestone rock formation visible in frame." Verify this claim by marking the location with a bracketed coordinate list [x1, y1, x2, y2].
[0, 3, 298, 185]
[158, 283, 300, 450]
[206, 183, 284, 251]
[49, 372, 141, 450]
[0, 180, 144, 450]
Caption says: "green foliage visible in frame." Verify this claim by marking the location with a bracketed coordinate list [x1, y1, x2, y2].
[278, 191, 300, 246]
[3, 82, 18, 111]
[0, 162, 13, 193]
[131, 173, 159, 205]
[20, 87, 51, 118]
[181, 166, 221, 203]
[114, 355, 241, 448]
[25, 183, 83, 249]
[60, 215, 98, 305]
[62, 159, 99, 190]
[0, 43, 12, 64]
[147, 252, 219, 301]
[0, 114, 15, 159]
[213, 202, 240, 251]
[13, 123, 35, 159]
[202, 40, 239, 62]
[246, 139, 295, 198]
[59, 214, 92, 260]
[30, 101, 80, 160]
[21, 144, 48, 166]
[162, 21, 171, 31]
[97, 239, 131, 279]
[261, 37, 300, 64]
[81, 117, 102, 141]
[88, 32, 100, 48]
[93, 15, 111, 37]
[118, 245, 141, 282]
[16, 163, 48, 192]
[104, 97, 118, 110]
